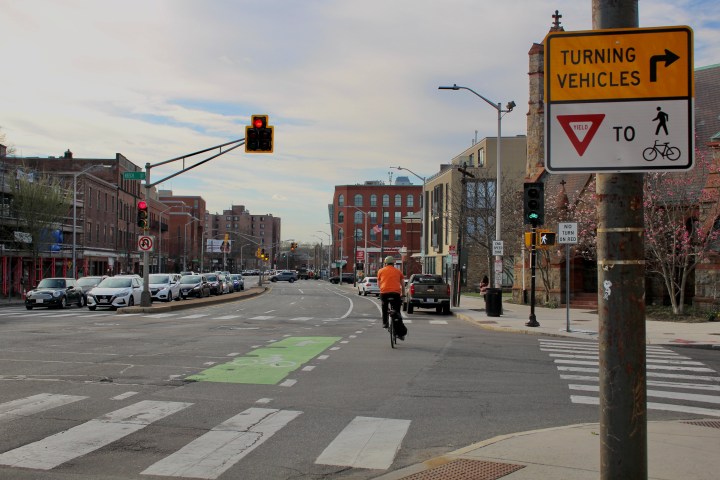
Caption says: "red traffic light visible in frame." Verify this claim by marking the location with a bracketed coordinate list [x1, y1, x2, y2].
[138, 200, 148, 211]
[253, 117, 266, 129]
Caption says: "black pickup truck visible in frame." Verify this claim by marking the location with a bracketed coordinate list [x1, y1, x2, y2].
[403, 274, 451, 315]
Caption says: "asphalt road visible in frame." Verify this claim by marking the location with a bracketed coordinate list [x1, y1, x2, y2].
[0, 280, 716, 479]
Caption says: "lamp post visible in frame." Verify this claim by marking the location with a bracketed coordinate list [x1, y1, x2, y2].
[183, 216, 200, 271]
[72, 164, 111, 278]
[438, 84, 515, 289]
[315, 230, 331, 279]
[391, 166, 426, 273]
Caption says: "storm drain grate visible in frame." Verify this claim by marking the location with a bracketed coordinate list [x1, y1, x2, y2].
[682, 420, 720, 429]
[400, 459, 525, 480]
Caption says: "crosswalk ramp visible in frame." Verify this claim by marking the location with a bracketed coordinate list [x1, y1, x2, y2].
[540, 338, 720, 417]
[0, 394, 411, 478]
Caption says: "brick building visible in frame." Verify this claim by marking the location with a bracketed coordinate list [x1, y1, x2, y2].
[330, 180, 422, 278]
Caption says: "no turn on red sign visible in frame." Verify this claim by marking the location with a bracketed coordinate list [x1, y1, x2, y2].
[544, 26, 694, 173]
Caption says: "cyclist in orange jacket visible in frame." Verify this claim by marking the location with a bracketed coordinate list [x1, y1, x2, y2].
[377, 255, 407, 339]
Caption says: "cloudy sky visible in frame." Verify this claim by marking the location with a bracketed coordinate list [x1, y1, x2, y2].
[1, 0, 717, 243]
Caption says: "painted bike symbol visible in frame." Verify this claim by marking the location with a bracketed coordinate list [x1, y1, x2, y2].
[232, 355, 296, 368]
[643, 140, 681, 162]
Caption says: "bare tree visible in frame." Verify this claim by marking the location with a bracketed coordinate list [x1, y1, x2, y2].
[446, 167, 525, 288]
[10, 166, 72, 270]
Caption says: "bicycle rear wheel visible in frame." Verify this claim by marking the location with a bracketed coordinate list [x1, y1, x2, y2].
[388, 313, 396, 348]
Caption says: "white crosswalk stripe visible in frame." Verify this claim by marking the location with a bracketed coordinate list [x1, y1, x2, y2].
[540, 339, 720, 417]
[315, 416, 411, 469]
[142, 408, 302, 479]
[0, 400, 192, 470]
[0, 393, 87, 424]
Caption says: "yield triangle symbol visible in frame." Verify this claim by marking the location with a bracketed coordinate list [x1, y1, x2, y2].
[556, 114, 605, 156]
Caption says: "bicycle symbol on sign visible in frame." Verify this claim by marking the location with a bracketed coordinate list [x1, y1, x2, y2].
[642, 140, 681, 162]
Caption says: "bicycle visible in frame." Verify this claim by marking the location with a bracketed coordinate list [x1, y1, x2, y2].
[643, 140, 681, 162]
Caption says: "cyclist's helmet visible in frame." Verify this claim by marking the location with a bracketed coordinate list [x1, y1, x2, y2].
[384, 256, 395, 265]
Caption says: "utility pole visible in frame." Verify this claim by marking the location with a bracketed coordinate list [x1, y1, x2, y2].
[455, 163, 475, 307]
[593, 1, 647, 479]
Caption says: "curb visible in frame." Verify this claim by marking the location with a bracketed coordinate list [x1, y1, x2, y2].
[117, 286, 268, 314]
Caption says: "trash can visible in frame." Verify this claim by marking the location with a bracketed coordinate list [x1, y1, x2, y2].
[485, 288, 503, 317]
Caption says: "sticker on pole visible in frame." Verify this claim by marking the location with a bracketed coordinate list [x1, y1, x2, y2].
[138, 235, 155, 252]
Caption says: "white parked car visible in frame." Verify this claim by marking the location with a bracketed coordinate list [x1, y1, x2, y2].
[149, 273, 181, 302]
[87, 275, 143, 310]
[357, 276, 380, 296]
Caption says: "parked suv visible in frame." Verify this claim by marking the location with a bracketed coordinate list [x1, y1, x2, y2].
[25, 278, 83, 310]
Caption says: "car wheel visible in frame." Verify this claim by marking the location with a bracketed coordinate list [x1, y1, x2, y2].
[240, 286, 244, 291]
[88, 306, 96, 311]
[443, 304, 451, 315]
[407, 303, 414, 314]
[436, 306, 442, 314]
[166, 292, 172, 302]
[26, 305, 32, 310]
[364, 290, 368, 296]
[58, 296, 67, 309]
[77, 296, 84, 308]
[289, 279, 295, 283]
[402, 302, 407, 312]
[128, 296, 134, 307]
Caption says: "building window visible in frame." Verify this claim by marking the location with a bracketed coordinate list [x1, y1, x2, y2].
[383, 228, 389, 241]
[382, 194, 389, 207]
[407, 194, 414, 208]
[338, 228, 344, 241]
[88, 188, 92, 208]
[394, 229, 401, 241]
[469, 153, 474, 166]
[338, 194, 345, 207]
[394, 194, 401, 207]
[355, 228, 363, 240]
[354, 211, 363, 224]
[478, 147, 485, 167]
[394, 211, 401, 223]
[369, 211, 377, 223]
[370, 194, 377, 207]
[338, 212, 344, 223]
[383, 211, 389, 223]
[354, 194, 363, 207]
[87, 222, 92, 242]
[370, 229, 377, 241]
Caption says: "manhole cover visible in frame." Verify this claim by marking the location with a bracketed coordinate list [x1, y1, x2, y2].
[400, 459, 525, 480]
[682, 420, 720, 429]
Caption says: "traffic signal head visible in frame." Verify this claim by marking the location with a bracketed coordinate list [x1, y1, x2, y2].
[137, 200, 149, 229]
[523, 182, 545, 225]
[245, 115, 274, 153]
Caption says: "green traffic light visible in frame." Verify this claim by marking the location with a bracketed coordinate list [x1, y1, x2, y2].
[528, 213, 539, 219]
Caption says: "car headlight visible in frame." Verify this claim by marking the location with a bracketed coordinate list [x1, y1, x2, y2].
[191, 284, 201, 291]
[118, 288, 132, 297]
[53, 291, 63, 298]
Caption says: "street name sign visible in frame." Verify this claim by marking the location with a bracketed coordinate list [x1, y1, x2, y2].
[558, 222, 578, 244]
[123, 171, 146, 180]
[545, 26, 694, 173]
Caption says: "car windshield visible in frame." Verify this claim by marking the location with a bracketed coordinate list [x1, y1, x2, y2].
[149, 274, 170, 284]
[367, 278, 377, 284]
[179, 275, 201, 284]
[37, 279, 66, 289]
[413, 275, 443, 284]
[77, 277, 102, 287]
[206, 274, 218, 281]
[231, 275, 240, 280]
[98, 277, 132, 288]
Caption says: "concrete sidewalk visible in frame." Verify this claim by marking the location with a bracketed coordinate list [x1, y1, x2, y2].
[376, 296, 720, 480]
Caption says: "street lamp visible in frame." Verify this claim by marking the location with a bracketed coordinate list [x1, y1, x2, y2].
[183, 216, 200, 271]
[438, 84, 515, 288]
[391, 166, 426, 273]
[72, 164, 112, 278]
[315, 230, 331, 279]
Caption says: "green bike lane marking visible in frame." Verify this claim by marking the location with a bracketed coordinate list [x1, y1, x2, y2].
[186, 336, 342, 384]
